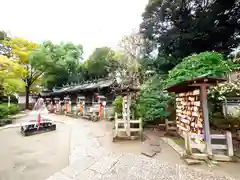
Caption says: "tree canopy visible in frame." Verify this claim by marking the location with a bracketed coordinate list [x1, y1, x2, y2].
[86, 47, 119, 79]
[0, 55, 25, 96]
[140, 0, 240, 72]
[32, 41, 84, 89]
[166, 51, 231, 86]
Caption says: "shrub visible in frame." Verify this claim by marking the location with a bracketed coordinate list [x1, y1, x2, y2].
[8, 103, 20, 115]
[112, 96, 123, 115]
[167, 52, 231, 86]
[135, 75, 174, 124]
[0, 103, 20, 119]
[0, 103, 9, 119]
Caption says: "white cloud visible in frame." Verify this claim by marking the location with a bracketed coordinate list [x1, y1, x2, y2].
[0, 0, 148, 58]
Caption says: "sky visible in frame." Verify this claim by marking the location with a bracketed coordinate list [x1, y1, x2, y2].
[0, 0, 148, 59]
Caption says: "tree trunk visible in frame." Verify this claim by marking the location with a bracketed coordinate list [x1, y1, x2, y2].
[25, 86, 30, 110]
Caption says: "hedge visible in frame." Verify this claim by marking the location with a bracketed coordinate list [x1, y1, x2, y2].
[0, 103, 20, 119]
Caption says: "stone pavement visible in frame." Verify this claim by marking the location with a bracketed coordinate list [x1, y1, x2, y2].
[45, 115, 236, 180]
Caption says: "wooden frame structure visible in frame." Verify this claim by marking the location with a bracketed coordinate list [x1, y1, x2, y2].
[113, 87, 143, 141]
[166, 75, 234, 161]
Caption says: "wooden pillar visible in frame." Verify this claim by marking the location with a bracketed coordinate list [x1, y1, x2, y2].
[122, 95, 130, 135]
[126, 93, 131, 136]
[200, 84, 212, 156]
[122, 96, 127, 122]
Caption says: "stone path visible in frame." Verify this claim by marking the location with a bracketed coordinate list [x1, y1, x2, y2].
[44, 115, 236, 180]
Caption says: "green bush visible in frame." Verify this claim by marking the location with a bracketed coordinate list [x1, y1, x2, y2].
[0, 104, 10, 119]
[135, 75, 174, 124]
[8, 104, 20, 115]
[112, 96, 123, 115]
[0, 103, 20, 119]
[167, 52, 231, 86]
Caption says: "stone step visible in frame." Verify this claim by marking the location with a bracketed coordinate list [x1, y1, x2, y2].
[141, 150, 157, 157]
[184, 158, 202, 165]
[151, 146, 161, 153]
[149, 139, 160, 146]
[167, 127, 177, 131]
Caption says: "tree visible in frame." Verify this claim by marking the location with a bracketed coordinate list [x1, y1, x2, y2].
[140, 0, 240, 71]
[0, 55, 25, 96]
[32, 41, 84, 89]
[118, 32, 144, 72]
[135, 75, 173, 124]
[209, 48, 240, 101]
[0, 31, 11, 57]
[167, 52, 231, 86]
[4, 38, 42, 109]
[0, 31, 5, 40]
[86, 47, 119, 79]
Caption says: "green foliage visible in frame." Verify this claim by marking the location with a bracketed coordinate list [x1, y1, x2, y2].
[135, 75, 174, 123]
[86, 47, 119, 79]
[0, 104, 9, 119]
[140, 0, 240, 70]
[167, 52, 230, 86]
[30, 41, 84, 89]
[8, 104, 20, 115]
[209, 80, 240, 101]
[208, 53, 240, 102]
[0, 103, 19, 119]
[112, 96, 123, 114]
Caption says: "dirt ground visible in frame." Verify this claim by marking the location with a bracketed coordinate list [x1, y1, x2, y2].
[0, 122, 70, 180]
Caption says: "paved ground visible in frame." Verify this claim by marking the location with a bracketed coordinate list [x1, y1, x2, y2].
[44, 114, 236, 180]
[0, 120, 70, 180]
[0, 114, 238, 180]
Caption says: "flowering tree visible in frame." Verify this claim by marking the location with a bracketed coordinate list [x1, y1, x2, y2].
[209, 47, 240, 101]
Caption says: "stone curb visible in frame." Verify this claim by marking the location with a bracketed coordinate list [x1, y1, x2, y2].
[0, 124, 21, 130]
[0, 113, 28, 130]
[0, 117, 66, 131]
[161, 137, 203, 165]
[161, 137, 185, 156]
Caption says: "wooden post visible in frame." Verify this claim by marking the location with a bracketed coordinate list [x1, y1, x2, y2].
[184, 132, 192, 155]
[139, 117, 143, 141]
[165, 119, 169, 132]
[69, 101, 72, 113]
[226, 131, 234, 157]
[114, 112, 118, 137]
[200, 84, 212, 156]
[122, 96, 127, 125]
[126, 94, 131, 136]
[83, 101, 85, 116]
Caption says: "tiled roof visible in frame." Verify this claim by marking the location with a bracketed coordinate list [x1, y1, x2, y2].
[45, 79, 115, 95]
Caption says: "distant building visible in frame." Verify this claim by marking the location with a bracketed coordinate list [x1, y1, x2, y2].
[18, 92, 38, 110]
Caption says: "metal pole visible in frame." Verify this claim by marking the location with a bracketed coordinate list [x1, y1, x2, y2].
[200, 84, 212, 156]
